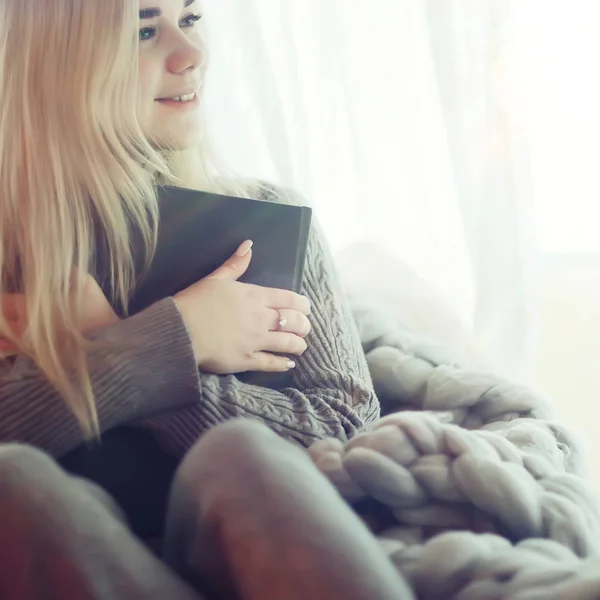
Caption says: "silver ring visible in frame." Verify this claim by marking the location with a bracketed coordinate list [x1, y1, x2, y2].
[276, 310, 288, 331]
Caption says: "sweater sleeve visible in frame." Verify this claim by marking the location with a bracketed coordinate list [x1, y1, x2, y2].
[0, 298, 200, 457]
[137, 221, 381, 456]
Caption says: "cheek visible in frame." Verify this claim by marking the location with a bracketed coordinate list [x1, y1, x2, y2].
[136, 62, 158, 127]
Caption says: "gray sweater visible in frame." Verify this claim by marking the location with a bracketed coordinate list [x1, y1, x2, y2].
[0, 207, 380, 458]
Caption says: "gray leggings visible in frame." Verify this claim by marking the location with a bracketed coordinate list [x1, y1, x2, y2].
[0, 419, 411, 600]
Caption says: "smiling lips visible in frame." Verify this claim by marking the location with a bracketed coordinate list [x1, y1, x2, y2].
[157, 92, 197, 103]
[156, 85, 200, 103]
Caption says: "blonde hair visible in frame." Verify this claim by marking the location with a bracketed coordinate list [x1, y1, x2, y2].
[0, 0, 266, 437]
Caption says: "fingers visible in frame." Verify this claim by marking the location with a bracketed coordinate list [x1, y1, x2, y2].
[254, 287, 310, 315]
[0, 338, 18, 355]
[249, 352, 297, 373]
[1, 295, 25, 348]
[270, 309, 311, 338]
[206, 240, 253, 282]
[262, 332, 308, 357]
[1, 294, 26, 319]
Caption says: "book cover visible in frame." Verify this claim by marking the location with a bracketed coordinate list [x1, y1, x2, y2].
[129, 185, 313, 390]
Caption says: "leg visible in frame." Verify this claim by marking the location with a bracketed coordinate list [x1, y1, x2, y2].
[0, 444, 203, 600]
[164, 420, 414, 600]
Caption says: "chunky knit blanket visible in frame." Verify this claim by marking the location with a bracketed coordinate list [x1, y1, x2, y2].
[308, 299, 600, 599]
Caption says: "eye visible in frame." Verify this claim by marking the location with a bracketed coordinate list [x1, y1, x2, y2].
[139, 26, 156, 42]
[181, 13, 203, 28]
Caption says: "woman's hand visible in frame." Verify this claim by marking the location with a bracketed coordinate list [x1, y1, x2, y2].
[175, 240, 312, 374]
[0, 273, 119, 354]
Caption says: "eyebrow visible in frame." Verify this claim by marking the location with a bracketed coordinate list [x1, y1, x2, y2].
[140, 0, 194, 19]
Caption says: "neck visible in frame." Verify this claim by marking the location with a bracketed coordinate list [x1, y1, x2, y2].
[166, 148, 210, 191]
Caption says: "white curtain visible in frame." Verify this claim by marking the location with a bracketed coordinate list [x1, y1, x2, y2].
[202, 0, 535, 380]
[512, 1, 600, 255]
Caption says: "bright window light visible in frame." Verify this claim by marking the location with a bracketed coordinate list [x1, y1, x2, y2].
[514, 2, 600, 253]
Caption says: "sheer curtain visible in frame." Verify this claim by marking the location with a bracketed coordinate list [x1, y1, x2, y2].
[202, 0, 534, 380]
[512, 1, 600, 255]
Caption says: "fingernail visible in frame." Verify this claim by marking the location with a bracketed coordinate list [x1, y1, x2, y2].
[304, 297, 311, 314]
[286, 361, 296, 370]
[236, 240, 253, 257]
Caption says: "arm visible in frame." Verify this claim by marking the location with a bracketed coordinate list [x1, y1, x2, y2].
[138, 222, 381, 456]
[0, 299, 200, 457]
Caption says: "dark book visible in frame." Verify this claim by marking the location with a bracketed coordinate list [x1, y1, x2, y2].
[129, 185, 313, 390]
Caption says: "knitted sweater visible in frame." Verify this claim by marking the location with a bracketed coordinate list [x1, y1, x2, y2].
[0, 195, 380, 459]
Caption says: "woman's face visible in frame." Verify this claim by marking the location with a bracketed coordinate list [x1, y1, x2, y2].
[137, 0, 207, 150]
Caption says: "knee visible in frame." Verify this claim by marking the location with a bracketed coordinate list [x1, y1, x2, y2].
[0, 444, 127, 530]
[0, 443, 58, 482]
[0, 444, 65, 508]
[207, 418, 274, 446]
[198, 419, 277, 457]
[178, 420, 282, 477]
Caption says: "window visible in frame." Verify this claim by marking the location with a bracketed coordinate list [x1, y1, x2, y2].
[514, 2, 600, 253]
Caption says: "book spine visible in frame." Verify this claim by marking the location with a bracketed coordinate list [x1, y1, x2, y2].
[293, 208, 312, 293]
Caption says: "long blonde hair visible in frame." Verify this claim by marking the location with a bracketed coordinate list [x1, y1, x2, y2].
[0, 0, 261, 437]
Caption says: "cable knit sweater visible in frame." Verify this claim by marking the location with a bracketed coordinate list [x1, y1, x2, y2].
[0, 191, 380, 459]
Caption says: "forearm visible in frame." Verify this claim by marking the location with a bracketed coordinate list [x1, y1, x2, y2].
[138, 370, 378, 456]
[0, 299, 200, 457]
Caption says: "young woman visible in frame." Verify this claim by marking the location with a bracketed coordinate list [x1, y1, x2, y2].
[0, 3, 395, 594]
[0, 0, 379, 461]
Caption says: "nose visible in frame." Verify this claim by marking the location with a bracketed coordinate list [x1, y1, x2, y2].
[166, 36, 205, 75]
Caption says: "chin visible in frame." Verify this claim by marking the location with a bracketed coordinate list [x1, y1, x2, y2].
[147, 126, 204, 151]
[143, 108, 204, 151]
